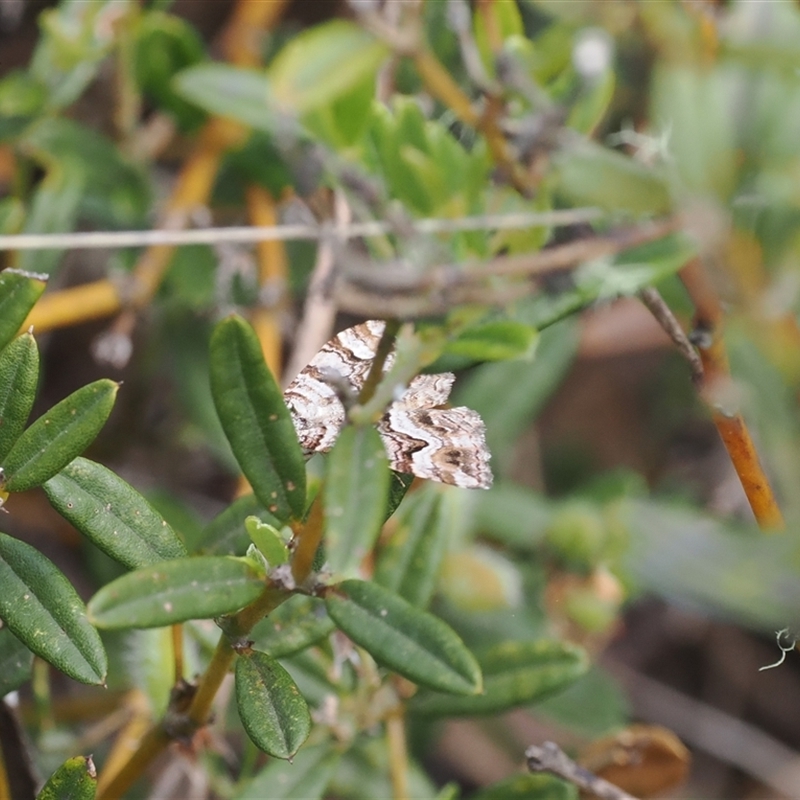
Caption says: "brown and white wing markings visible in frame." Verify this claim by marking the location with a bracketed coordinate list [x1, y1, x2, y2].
[377, 405, 492, 490]
[284, 320, 386, 454]
[284, 320, 493, 489]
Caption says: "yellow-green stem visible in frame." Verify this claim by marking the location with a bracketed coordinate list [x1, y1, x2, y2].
[96, 725, 170, 800]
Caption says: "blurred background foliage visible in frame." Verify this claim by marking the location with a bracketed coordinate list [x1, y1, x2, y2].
[3, 0, 800, 798]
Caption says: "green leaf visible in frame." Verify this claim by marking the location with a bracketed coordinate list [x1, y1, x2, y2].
[554, 140, 672, 215]
[374, 487, 448, 608]
[196, 493, 282, 555]
[18, 118, 150, 233]
[2, 379, 118, 493]
[474, 483, 553, 551]
[324, 425, 390, 577]
[409, 639, 588, 716]
[250, 594, 334, 658]
[31, 1, 117, 110]
[470, 774, 576, 800]
[568, 69, 615, 136]
[87, 555, 265, 629]
[269, 20, 390, 115]
[0, 270, 46, 352]
[16, 167, 85, 275]
[325, 579, 482, 695]
[457, 319, 579, 476]
[173, 64, 277, 132]
[245, 516, 289, 566]
[0, 626, 34, 696]
[235, 650, 311, 759]
[0, 332, 39, 463]
[134, 10, 206, 131]
[0, 533, 106, 685]
[651, 64, 738, 199]
[445, 321, 538, 363]
[235, 741, 340, 800]
[36, 755, 97, 800]
[43, 458, 187, 570]
[209, 315, 306, 521]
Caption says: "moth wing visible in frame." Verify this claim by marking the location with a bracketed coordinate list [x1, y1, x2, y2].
[377, 405, 493, 489]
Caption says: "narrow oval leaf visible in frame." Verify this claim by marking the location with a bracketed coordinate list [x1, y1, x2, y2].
[2, 379, 118, 493]
[325, 579, 482, 695]
[196, 493, 282, 556]
[0, 626, 34, 696]
[210, 316, 306, 521]
[445, 321, 538, 363]
[43, 458, 187, 570]
[0, 332, 39, 463]
[245, 516, 289, 566]
[409, 639, 588, 716]
[0, 270, 46, 353]
[325, 425, 389, 577]
[235, 651, 311, 759]
[36, 755, 96, 800]
[250, 594, 335, 658]
[375, 488, 447, 608]
[87, 556, 265, 629]
[235, 741, 340, 800]
[173, 64, 277, 132]
[269, 20, 390, 114]
[0, 533, 106, 685]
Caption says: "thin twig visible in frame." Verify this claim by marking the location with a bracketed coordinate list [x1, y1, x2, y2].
[0, 208, 603, 252]
[679, 257, 785, 530]
[638, 287, 704, 384]
[282, 191, 351, 385]
[336, 219, 679, 317]
[526, 742, 641, 800]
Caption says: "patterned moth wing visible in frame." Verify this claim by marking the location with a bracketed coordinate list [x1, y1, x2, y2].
[283, 321, 492, 489]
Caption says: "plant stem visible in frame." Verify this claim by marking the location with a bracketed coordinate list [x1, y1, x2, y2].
[291, 495, 325, 585]
[679, 257, 784, 530]
[187, 637, 236, 728]
[96, 724, 170, 800]
[386, 707, 410, 800]
[172, 625, 184, 683]
[359, 319, 400, 406]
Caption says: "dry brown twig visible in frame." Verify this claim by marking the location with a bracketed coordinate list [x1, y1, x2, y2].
[526, 741, 641, 800]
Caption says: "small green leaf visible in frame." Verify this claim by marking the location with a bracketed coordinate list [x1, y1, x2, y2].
[470, 774, 576, 800]
[235, 741, 339, 800]
[269, 20, 390, 115]
[43, 458, 187, 570]
[87, 555, 265, 629]
[0, 533, 106, 685]
[235, 650, 311, 760]
[325, 579, 482, 695]
[457, 319, 579, 476]
[445, 321, 538, 363]
[250, 594, 334, 658]
[196, 493, 282, 555]
[0, 332, 39, 463]
[209, 315, 306, 521]
[36, 755, 97, 800]
[0, 270, 46, 352]
[409, 639, 588, 716]
[173, 64, 277, 132]
[554, 140, 672, 215]
[245, 516, 289, 566]
[325, 425, 390, 577]
[0, 626, 34, 695]
[2, 379, 118, 493]
[134, 10, 206, 131]
[375, 487, 448, 608]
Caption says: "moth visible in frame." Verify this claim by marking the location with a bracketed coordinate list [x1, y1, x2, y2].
[284, 321, 492, 489]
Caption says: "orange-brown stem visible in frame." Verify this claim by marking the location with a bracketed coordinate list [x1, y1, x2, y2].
[680, 258, 784, 530]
